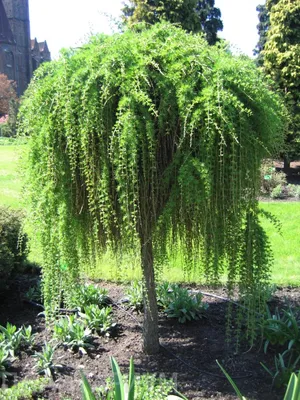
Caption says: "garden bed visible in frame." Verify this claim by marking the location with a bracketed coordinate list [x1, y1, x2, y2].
[0, 276, 299, 399]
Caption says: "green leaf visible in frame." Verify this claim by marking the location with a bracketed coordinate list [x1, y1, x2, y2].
[111, 356, 125, 400]
[81, 371, 96, 400]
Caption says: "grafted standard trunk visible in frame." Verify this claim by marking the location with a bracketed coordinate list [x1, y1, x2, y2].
[140, 236, 160, 354]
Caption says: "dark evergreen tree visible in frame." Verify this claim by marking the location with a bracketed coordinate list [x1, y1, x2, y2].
[254, 0, 277, 65]
[121, 0, 223, 45]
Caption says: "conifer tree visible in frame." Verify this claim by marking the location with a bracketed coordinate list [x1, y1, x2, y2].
[122, 0, 223, 45]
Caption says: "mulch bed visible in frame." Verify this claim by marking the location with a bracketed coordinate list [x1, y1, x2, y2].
[0, 276, 299, 400]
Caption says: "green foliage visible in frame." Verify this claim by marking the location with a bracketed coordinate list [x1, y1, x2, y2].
[0, 323, 36, 381]
[21, 325, 36, 348]
[79, 305, 116, 336]
[254, 0, 278, 65]
[271, 184, 284, 199]
[0, 377, 48, 400]
[25, 281, 42, 303]
[33, 343, 62, 378]
[158, 284, 208, 323]
[262, 349, 300, 388]
[263, 0, 300, 162]
[262, 306, 300, 353]
[19, 23, 285, 344]
[260, 160, 286, 194]
[284, 372, 300, 400]
[125, 281, 144, 312]
[261, 306, 300, 387]
[218, 359, 300, 400]
[53, 315, 94, 354]
[72, 284, 109, 311]
[122, 0, 223, 45]
[0, 323, 23, 358]
[0, 348, 12, 381]
[82, 357, 182, 400]
[0, 206, 28, 293]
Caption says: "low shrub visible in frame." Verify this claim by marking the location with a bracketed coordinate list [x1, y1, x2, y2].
[0, 207, 28, 293]
[271, 184, 285, 199]
[0, 377, 48, 400]
[260, 161, 286, 194]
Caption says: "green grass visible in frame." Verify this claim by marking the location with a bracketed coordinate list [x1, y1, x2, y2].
[0, 145, 24, 208]
[0, 143, 299, 286]
[260, 202, 300, 286]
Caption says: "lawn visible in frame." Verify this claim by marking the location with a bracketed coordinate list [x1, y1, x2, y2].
[0, 144, 24, 208]
[1, 143, 299, 286]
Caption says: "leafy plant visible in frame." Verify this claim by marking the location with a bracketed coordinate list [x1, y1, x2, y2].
[79, 305, 116, 336]
[21, 325, 36, 349]
[271, 184, 285, 199]
[162, 285, 208, 323]
[260, 161, 286, 194]
[125, 282, 143, 312]
[218, 360, 300, 400]
[0, 348, 12, 381]
[33, 343, 62, 378]
[262, 306, 300, 353]
[81, 357, 185, 400]
[53, 315, 94, 354]
[0, 377, 48, 400]
[284, 371, 300, 400]
[0, 207, 28, 293]
[73, 285, 110, 311]
[216, 360, 246, 400]
[0, 323, 23, 357]
[25, 282, 42, 303]
[261, 349, 300, 388]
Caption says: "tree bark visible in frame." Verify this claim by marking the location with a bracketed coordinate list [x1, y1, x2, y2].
[140, 236, 160, 354]
[283, 155, 290, 172]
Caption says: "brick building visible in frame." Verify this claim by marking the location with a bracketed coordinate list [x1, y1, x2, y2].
[0, 0, 51, 96]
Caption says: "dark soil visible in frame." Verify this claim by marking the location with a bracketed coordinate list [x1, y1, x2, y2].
[0, 276, 299, 400]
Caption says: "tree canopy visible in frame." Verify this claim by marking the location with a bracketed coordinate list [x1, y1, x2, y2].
[262, 0, 300, 165]
[0, 73, 17, 116]
[121, 0, 223, 45]
[19, 23, 285, 353]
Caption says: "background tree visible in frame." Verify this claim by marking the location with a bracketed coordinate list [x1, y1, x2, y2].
[121, 0, 223, 45]
[262, 0, 300, 169]
[253, 0, 278, 65]
[0, 74, 17, 116]
[0, 74, 19, 137]
[19, 24, 284, 354]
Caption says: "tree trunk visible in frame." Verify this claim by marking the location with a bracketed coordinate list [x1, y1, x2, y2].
[283, 155, 290, 172]
[140, 236, 160, 354]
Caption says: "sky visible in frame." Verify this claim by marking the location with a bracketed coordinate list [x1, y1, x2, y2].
[29, 0, 264, 60]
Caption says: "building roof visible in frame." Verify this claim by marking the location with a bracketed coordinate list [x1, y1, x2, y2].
[0, 0, 15, 44]
[38, 40, 49, 53]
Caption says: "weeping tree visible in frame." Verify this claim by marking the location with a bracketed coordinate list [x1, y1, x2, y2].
[19, 23, 285, 354]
